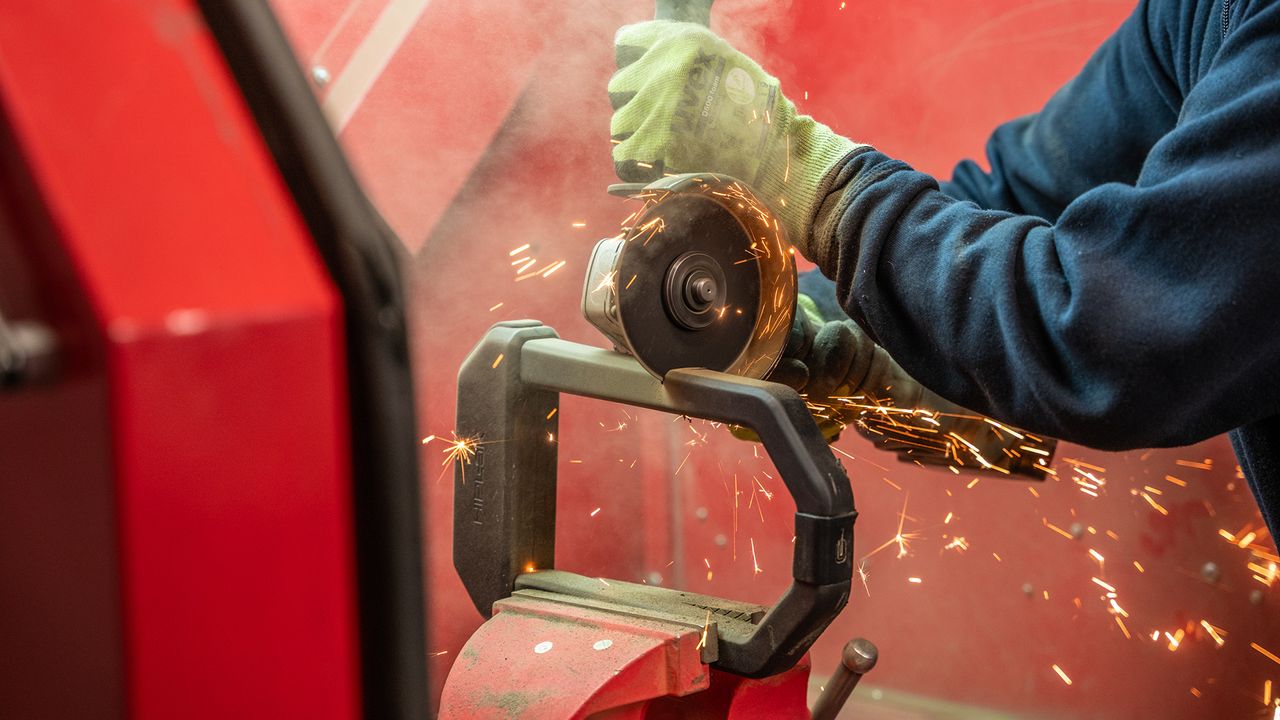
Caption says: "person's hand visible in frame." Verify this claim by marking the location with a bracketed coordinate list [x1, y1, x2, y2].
[769, 296, 877, 401]
[765, 293, 825, 392]
[609, 21, 863, 249]
[759, 296, 1057, 478]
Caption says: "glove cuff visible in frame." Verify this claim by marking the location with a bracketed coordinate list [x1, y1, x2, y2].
[755, 104, 865, 255]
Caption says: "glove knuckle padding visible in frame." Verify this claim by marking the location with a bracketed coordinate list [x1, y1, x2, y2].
[770, 358, 809, 392]
[607, 48, 657, 95]
[613, 161, 656, 183]
[609, 84, 659, 138]
[784, 314, 816, 359]
[808, 321, 857, 400]
[615, 43, 647, 71]
[608, 91, 637, 112]
[840, 321, 874, 392]
[612, 23, 660, 57]
[612, 112, 679, 179]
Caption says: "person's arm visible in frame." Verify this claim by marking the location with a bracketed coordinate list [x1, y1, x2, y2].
[805, 0, 1191, 317]
[811, 2, 1280, 450]
[938, 1, 1191, 216]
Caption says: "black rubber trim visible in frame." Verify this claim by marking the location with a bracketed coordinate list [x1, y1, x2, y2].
[793, 512, 856, 584]
[195, 3, 428, 719]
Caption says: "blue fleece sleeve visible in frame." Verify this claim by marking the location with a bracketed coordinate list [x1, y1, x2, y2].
[812, 2, 1193, 313]
[939, 1, 1189, 216]
[811, 1, 1280, 450]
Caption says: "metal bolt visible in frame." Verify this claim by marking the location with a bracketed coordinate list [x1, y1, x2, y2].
[311, 65, 331, 86]
[1068, 522, 1085, 540]
[1251, 589, 1265, 606]
[0, 318, 57, 390]
[646, 571, 663, 586]
[1021, 582, 1034, 596]
[695, 507, 709, 521]
[1200, 561, 1221, 585]
[714, 533, 728, 547]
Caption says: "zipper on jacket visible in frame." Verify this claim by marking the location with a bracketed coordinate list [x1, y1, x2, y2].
[1221, 0, 1232, 40]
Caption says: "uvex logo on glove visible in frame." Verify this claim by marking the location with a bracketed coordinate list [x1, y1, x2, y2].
[668, 47, 777, 161]
[609, 20, 864, 257]
[670, 48, 720, 135]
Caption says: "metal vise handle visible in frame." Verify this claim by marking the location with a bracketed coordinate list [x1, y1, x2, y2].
[454, 321, 855, 678]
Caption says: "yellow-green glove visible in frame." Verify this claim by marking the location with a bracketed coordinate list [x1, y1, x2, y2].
[609, 21, 863, 248]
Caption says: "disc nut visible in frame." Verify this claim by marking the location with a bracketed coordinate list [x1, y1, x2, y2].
[686, 274, 717, 310]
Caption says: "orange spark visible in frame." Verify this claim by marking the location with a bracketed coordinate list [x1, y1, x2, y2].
[1253, 643, 1280, 666]
[1200, 620, 1226, 646]
[1141, 492, 1169, 515]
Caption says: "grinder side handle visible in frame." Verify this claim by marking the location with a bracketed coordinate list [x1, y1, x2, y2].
[655, 0, 713, 25]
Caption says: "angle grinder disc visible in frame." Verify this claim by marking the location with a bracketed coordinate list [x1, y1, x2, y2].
[617, 192, 760, 376]
[583, 174, 796, 379]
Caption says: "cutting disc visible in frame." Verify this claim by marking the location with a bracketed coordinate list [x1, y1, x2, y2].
[582, 174, 796, 379]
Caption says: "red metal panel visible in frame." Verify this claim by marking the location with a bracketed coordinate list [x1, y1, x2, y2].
[0, 2, 361, 718]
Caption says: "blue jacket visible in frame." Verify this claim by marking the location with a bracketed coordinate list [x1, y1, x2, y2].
[801, 0, 1280, 533]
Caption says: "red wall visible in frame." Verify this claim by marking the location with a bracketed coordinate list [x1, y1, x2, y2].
[272, 1, 1280, 717]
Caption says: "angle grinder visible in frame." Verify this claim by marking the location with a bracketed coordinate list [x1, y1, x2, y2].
[582, 173, 797, 380]
[582, 0, 795, 380]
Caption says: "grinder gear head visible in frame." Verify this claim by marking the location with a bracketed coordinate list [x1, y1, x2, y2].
[583, 174, 796, 379]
